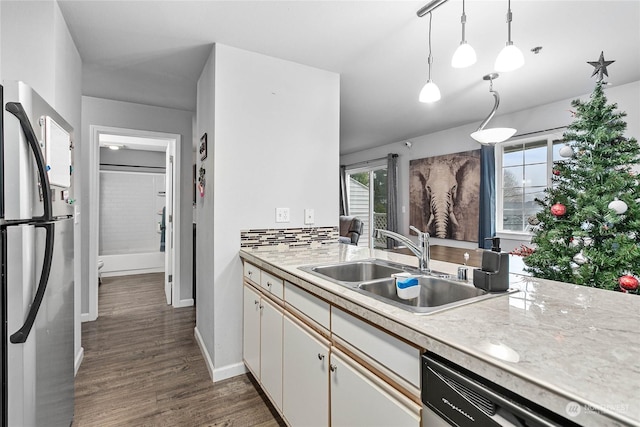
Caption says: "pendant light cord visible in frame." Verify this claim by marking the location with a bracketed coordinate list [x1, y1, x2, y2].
[427, 12, 433, 80]
[460, 0, 467, 42]
[506, 0, 513, 44]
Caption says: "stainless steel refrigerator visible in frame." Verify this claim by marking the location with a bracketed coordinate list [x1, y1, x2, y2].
[0, 81, 75, 426]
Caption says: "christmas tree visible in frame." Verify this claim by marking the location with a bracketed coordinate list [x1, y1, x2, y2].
[524, 52, 640, 294]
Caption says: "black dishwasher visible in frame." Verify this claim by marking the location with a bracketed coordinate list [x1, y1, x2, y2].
[422, 353, 580, 427]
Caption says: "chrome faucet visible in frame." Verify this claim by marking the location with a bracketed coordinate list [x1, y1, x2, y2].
[373, 226, 430, 273]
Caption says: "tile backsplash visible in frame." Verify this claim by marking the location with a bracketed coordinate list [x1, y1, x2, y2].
[241, 227, 339, 249]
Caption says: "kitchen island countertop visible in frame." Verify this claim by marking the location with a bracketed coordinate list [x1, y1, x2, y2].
[239, 243, 639, 427]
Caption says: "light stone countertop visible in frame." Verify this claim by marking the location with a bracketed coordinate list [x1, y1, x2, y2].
[239, 243, 640, 427]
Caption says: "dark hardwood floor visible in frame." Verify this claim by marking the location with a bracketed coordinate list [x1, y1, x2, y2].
[74, 273, 284, 426]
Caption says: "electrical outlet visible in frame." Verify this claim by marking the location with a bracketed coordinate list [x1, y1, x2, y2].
[304, 208, 314, 225]
[276, 207, 290, 223]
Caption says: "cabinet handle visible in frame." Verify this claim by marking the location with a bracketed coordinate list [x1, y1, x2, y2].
[259, 304, 264, 310]
[267, 282, 272, 287]
[254, 300, 260, 305]
[248, 271, 253, 276]
[317, 353, 325, 361]
[330, 364, 337, 372]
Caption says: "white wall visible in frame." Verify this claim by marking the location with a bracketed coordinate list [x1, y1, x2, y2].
[80, 96, 194, 312]
[341, 80, 640, 252]
[99, 171, 165, 255]
[195, 45, 216, 377]
[1, 0, 83, 373]
[195, 43, 340, 380]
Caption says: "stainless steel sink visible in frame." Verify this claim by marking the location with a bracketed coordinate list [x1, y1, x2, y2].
[356, 276, 504, 314]
[299, 259, 421, 285]
[299, 259, 512, 315]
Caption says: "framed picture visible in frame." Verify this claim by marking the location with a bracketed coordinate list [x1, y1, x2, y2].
[409, 149, 480, 242]
[199, 133, 208, 161]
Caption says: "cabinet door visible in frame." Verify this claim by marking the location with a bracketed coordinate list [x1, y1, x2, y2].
[243, 284, 261, 378]
[283, 315, 329, 427]
[330, 351, 421, 427]
[260, 297, 283, 411]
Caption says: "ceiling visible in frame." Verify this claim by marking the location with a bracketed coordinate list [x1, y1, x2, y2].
[58, 1, 640, 155]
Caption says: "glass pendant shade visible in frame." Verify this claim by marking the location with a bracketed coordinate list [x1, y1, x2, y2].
[419, 80, 441, 103]
[451, 42, 477, 68]
[470, 127, 516, 145]
[495, 43, 524, 72]
[470, 73, 516, 145]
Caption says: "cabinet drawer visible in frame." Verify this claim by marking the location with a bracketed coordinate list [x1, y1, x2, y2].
[284, 282, 330, 330]
[243, 262, 261, 284]
[331, 308, 420, 388]
[261, 271, 284, 299]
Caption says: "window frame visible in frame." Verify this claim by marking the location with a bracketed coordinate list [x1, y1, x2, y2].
[495, 131, 565, 237]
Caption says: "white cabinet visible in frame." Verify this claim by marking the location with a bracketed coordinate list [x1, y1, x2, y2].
[243, 283, 283, 412]
[260, 297, 283, 411]
[284, 281, 330, 330]
[242, 284, 261, 377]
[330, 349, 421, 427]
[243, 262, 422, 427]
[243, 262, 261, 284]
[332, 307, 420, 388]
[283, 314, 329, 427]
[261, 270, 284, 299]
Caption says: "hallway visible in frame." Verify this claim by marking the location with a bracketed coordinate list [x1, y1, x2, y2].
[74, 273, 284, 426]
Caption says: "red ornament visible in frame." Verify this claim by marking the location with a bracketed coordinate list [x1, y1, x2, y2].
[618, 275, 639, 291]
[551, 203, 566, 217]
[552, 169, 561, 176]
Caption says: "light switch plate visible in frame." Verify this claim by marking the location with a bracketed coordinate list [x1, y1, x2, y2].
[304, 208, 314, 225]
[276, 207, 290, 223]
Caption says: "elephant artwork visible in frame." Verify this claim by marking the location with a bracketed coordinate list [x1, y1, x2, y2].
[410, 150, 480, 241]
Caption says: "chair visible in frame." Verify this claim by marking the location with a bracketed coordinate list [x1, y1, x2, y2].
[339, 216, 364, 245]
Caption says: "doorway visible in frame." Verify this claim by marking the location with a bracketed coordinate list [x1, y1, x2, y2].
[87, 126, 182, 321]
[346, 164, 388, 249]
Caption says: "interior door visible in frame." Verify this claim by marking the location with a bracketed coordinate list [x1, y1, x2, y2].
[164, 150, 174, 305]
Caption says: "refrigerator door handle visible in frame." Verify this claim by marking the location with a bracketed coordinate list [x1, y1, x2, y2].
[10, 222, 55, 344]
[5, 101, 53, 221]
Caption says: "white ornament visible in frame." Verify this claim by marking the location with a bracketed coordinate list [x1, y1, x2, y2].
[569, 238, 581, 247]
[559, 144, 575, 158]
[608, 198, 628, 214]
[581, 221, 593, 231]
[583, 237, 594, 246]
[573, 252, 588, 265]
[570, 262, 579, 271]
[629, 232, 637, 240]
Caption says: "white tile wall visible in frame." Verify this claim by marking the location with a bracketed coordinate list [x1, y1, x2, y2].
[99, 171, 166, 255]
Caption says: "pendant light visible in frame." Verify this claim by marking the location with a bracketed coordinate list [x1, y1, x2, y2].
[495, 0, 524, 72]
[419, 12, 441, 103]
[451, 0, 476, 68]
[470, 73, 516, 145]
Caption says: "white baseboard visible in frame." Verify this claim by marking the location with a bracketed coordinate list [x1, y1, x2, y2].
[193, 326, 247, 383]
[174, 298, 194, 308]
[213, 362, 247, 382]
[100, 252, 164, 276]
[102, 267, 164, 277]
[80, 312, 97, 323]
[74, 347, 84, 376]
[194, 326, 214, 381]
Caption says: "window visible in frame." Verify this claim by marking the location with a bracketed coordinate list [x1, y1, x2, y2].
[346, 164, 387, 249]
[497, 134, 564, 234]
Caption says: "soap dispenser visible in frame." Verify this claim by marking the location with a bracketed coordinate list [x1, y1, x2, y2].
[473, 237, 510, 292]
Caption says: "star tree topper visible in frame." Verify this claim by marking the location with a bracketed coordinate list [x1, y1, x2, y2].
[588, 51, 615, 82]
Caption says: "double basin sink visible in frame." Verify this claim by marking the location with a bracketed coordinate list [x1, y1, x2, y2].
[299, 259, 509, 315]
